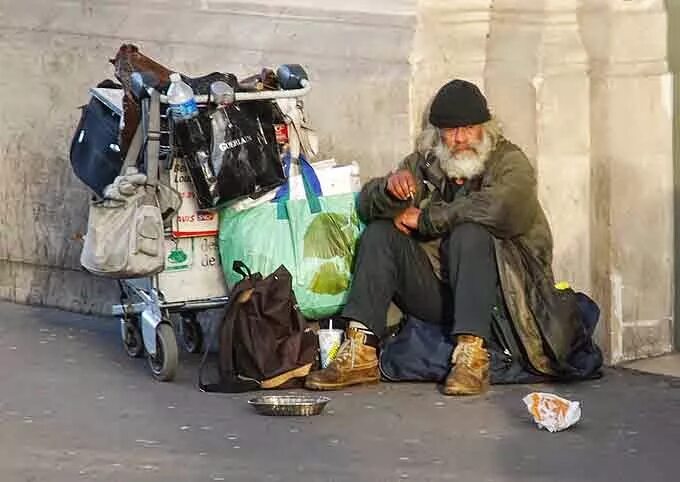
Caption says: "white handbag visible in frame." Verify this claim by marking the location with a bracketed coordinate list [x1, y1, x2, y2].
[80, 182, 165, 278]
[80, 93, 168, 279]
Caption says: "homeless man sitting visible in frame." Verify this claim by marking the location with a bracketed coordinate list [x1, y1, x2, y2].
[305, 79, 601, 396]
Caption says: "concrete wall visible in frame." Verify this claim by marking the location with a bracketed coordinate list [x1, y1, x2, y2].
[669, 0, 680, 351]
[582, 0, 674, 361]
[0, 0, 674, 362]
[0, 0, 417, 313]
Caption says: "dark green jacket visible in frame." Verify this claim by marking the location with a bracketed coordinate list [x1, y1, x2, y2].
[357, 137, 586, 375]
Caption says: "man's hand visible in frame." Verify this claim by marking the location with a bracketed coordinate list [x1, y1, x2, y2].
[394, 207, 421, 235]
[387, 169, 417, 201]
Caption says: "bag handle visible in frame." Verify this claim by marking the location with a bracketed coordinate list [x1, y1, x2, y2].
[273, 152, 322, 219]
[299, 155, 322, 212]
[274, 152, 322, 200]
[232, 260, 252, 280]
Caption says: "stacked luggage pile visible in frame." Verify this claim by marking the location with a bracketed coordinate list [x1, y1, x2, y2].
[70, 44, 362, 381]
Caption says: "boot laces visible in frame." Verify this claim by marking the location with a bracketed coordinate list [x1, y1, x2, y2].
[453, 342, 476, 368]
[333, 338, 356, 368]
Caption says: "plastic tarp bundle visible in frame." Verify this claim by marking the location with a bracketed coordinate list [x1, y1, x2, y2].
[219, 155, 362, 319]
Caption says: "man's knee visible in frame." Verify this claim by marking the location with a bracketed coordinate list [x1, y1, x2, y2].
[356, 220, 412, 264]
[446, 223, 493, 252]
[360, 219, 401, 244]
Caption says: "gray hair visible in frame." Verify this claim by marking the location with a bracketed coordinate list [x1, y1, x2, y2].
[415, 118, 503, 157]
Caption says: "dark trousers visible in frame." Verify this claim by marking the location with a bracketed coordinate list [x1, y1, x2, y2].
[342, 220, 498, 341]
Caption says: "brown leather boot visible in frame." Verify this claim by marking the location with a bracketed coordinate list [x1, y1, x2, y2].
[442, 335, 490, 396]
[305, 327, 380, 390]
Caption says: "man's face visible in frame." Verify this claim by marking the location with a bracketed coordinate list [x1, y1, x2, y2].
[440, 125, 484, 154]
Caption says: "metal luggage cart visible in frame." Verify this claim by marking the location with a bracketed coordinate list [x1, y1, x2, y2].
[107, 69, 311, 381]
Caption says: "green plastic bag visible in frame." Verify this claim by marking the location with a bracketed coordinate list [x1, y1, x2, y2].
[218, 154, 362, 319]
[218, 202, 295, 289]
[218, 153, 317, 290]
[286, 192, 363, 319]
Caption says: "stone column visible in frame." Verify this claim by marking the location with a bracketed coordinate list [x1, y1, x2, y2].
[580, 0, 673, 362]
[413, 0, 593, 297]
[485, 0, 592, 296]
[410, 0, 492, 135]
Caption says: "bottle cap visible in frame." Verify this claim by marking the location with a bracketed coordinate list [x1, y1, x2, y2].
[210, 81, 235, 105]
[169, 72, 181, 82]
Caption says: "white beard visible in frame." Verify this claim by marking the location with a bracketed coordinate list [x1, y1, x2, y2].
[435, 130, 493, 179]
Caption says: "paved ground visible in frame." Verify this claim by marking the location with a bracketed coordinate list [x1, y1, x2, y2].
[624, 353, 680, 378]
[1, 301, 679, 482]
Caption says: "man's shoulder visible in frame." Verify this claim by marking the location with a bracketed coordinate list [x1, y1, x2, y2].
[401, 150, 425, 169]
[495, 137, 527, 158]
[491, 137, 533, 170]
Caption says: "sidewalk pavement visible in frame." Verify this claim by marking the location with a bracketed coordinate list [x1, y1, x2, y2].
[624, 353, 680, 378]
[0, 300, 679, 482]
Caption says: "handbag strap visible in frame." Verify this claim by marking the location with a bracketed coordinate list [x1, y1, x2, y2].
[145, 90, 161, 186]
[121, 124, 144, 172]
[118, 90, 160, 187]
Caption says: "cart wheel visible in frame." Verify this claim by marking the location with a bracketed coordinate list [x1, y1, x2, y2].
[121, 318, 144, 358]
[147, 323, 178, 382]
[181, 314, 203, 354]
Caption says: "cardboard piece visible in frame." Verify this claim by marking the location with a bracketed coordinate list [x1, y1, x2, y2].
[157, 235, 228, 302]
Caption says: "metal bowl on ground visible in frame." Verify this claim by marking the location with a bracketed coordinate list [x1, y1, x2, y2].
[248, 395, 331, 416]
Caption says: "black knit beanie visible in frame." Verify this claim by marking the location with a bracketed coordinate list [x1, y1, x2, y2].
[428, 79, 491, 128]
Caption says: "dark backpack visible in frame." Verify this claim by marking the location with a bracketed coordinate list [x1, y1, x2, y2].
[199, 262, 318, 392]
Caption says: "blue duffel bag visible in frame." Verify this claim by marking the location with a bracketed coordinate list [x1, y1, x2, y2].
[379, 292, 603, 385]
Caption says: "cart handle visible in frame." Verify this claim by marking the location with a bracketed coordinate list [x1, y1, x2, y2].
[159, 79, 311, 104]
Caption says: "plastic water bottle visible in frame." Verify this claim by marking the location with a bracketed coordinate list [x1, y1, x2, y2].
[167, 73, 216, 208]
[166, 73, 198, 121]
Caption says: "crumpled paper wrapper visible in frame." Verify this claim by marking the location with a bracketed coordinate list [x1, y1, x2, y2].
[523, 392, 581, 432]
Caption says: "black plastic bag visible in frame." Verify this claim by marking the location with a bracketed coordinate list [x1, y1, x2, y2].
[210, 102, 284, 206]
[175, 101, 284, 210]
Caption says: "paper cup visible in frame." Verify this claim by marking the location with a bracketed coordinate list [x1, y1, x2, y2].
[318, 329, 344, 369]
